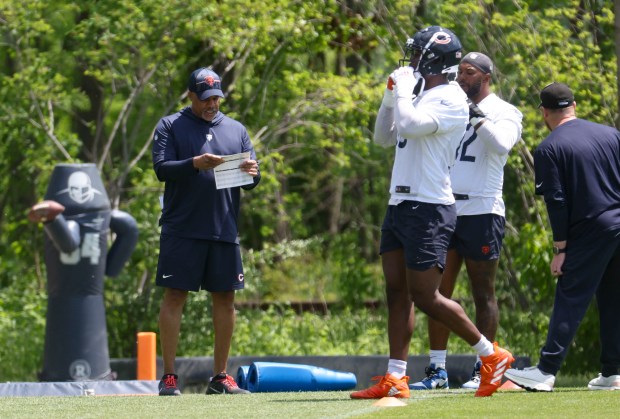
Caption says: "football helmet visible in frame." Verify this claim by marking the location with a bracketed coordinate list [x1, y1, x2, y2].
[399, 26, 462, 75]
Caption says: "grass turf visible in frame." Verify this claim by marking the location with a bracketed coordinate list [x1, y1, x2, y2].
[1, 387, 619, 418]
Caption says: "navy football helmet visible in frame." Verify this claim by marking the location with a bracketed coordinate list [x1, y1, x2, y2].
[399, 26, 462, 75]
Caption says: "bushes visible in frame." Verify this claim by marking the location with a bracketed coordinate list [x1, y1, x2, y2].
[239, 235, 384, 305]
[0, 288, 46, 382]
[0, 232, 605, 381]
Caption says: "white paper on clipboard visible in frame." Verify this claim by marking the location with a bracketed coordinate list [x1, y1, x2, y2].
[214, 152, 253, 189]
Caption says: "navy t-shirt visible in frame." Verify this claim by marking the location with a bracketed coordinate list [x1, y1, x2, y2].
[534, 118, 620, 241]
[152, 107, 260, 243]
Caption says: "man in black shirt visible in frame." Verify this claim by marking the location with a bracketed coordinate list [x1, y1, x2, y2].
[505, 82, 620, 391]
[153, 67, 260, 396]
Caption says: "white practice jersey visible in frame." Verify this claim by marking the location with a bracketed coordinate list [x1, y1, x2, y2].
[451, 93, 522, 216]
[374, 82, 468, 205]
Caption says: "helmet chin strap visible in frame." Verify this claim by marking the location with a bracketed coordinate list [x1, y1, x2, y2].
[442, 65, 459, 74]
[413, 73, 425, 96]
[408, 51, 424, 74]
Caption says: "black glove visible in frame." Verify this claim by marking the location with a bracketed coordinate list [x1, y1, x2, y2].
[467, 99, 486, 127]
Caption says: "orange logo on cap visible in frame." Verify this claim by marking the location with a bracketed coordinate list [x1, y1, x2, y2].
[204, 75, 216, 87]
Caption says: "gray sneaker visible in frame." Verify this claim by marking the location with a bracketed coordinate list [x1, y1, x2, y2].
[504, 366, 555, 392]
[206, 374, 250, 395]
[588, 374, 620, 390]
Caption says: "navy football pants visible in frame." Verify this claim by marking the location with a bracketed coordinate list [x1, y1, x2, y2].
[538, 228, 620, 376]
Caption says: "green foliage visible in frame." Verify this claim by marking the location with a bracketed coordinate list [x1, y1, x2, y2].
[233, 307, 389, 357]
[327, 232, 384, 306]
[240, 234, 384, 305]
[0, 287, 46, 381]
[241, 237, 334, 302]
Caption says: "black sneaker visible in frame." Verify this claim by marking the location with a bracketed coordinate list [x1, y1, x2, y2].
[159, 373, 181, 396]
[206, 373, 250, 394]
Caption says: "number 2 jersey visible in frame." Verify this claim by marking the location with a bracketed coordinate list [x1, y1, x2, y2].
[451, 93, 522, 216]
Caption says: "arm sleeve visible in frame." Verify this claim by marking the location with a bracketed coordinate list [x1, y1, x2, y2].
[544, 196, 569, 242]
[475, 113, 522, 155]
[534, 147, 569, 241]
[373, 100, 398, 147]
[154, 159, 198, 182]
[152, 119, 199, 182]
[393, 97, 438, 138]
[241, 128, 261, 190]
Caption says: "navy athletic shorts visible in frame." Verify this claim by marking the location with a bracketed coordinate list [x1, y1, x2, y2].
[156, 234, 245, 292]
[379, 200, 456, 271]
[448, 213, 505, 260]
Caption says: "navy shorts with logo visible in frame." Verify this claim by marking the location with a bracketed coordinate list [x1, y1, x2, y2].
[156, 234, 245, 292]
[448, 213, 505, 260]
[379, 200, 456, 271]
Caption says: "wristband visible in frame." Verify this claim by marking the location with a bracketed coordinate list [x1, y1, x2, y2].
[552, 246, 566, 254]
[382, 88, 395, 108]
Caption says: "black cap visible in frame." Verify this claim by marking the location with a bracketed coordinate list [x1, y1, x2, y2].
[460, 52, 493, 74]
[188, 68, 224, 100]
[539, 82, 574, 109]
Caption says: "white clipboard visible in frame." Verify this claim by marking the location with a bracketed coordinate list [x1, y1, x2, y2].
[213, 152, 254, 189]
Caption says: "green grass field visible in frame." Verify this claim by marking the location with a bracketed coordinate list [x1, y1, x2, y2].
[1, 387, 618, 418]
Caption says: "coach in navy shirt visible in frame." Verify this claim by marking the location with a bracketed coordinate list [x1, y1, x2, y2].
[505, 82, 620, 391]
[153, 67, 260, 396]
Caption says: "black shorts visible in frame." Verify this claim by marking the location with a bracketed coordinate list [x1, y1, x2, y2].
[448, 213, 505, 260]
[379, 200, 456, 271]
[156, 234, 245, 292]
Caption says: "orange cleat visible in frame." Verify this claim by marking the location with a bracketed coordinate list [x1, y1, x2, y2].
[350, 373, 410, 399]
[475, 342, 515, 397]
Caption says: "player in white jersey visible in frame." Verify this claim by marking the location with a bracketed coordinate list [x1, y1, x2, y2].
[351, 28, 514, 400]
[377, 80, 470, 206]
[412, 52, 523, 391]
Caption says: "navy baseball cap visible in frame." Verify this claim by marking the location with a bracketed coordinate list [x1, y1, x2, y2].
[539, 82, 574, 109]
[188, 68, 224, 100]
[461, 52, 494, 74]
